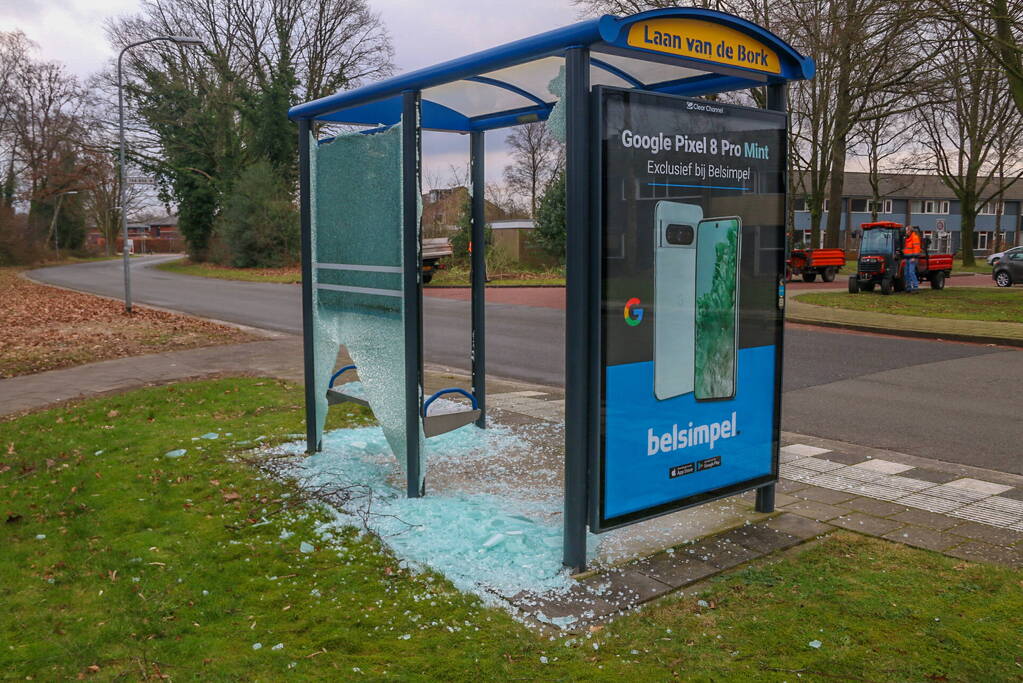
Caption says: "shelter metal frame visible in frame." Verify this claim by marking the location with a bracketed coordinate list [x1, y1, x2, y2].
[289, 8, 814, 571]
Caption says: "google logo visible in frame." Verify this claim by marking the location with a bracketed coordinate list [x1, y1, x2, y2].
[624, 297, 644, 326]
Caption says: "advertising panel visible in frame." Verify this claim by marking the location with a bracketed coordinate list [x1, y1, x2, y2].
[592, 87, 786, 531]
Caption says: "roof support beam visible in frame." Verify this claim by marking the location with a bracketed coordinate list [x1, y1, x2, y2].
[466, 75, 550, 108]
[589, 57, 644, 88]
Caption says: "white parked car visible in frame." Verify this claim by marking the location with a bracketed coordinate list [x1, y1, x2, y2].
[987, 245, 1023, 266]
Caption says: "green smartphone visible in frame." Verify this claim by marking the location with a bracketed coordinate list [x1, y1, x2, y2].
[695, 217, 741, 401]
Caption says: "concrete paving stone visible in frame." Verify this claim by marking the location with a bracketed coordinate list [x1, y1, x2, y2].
[947, 521, 1023, 547]
[720, 524, 802, 555]
[979, 496, 1023, 515]
[779, 464, 817, 482]
[790, 457, 846, 472]
[848, 482, 912, 502]
[630, 551, 719, 589]
[882, 525, 967, 553]
[882, 475, 939, 493]
[947, 505, 1023, 528]
[816, 451, 867, 466]
[923, 485, 991, 504]
[901, 468, 961, 485]
[686, 537, 762, 570]
[828, 512, 904, 537]
[998, 488, 1023, 502]
[803, 472, 859, 492]
[852, 459, 915, 475]
[843, 497, 909, 518]
[889, 509, 960, 531]
[490, 391, 547, 399]
[775, 478, 810, 494]
[510, 584, 619, 624]
[487, 409, 544, 427]
[580, 569, 674, 607]
[945, 478, 1013, 496]
[791, 485, 858, 505]
[946, 541, 1023, 568]
[839, 467, 887, 484]
[764, 513, 832, 540]
[896, 493, 963, 515]
[780, 444, 832, 457]
[780, 499, 849, 522]
[773, 492, 799, 508]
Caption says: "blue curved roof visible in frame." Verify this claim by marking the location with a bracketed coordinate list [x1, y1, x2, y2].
[288, 8, 814, 132]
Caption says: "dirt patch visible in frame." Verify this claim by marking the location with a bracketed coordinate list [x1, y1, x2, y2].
[0, 268, 256, 378]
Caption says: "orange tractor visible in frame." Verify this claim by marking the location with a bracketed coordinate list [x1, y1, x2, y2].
[848, 222, 954, 294]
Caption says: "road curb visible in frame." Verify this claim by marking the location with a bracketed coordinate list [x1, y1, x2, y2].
[785, 293, 1023, 347]
[785, 314, 1023, 347]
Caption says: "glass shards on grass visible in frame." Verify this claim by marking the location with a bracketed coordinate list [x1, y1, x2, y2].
[265, 423, 573, 605]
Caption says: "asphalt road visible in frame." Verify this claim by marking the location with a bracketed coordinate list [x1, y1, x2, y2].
[29, 255, 1022, 474]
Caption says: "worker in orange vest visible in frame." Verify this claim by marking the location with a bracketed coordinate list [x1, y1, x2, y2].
[903, 227, 922, 293]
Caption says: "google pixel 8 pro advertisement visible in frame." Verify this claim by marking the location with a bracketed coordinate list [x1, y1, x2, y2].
[592, 87, 786, 531]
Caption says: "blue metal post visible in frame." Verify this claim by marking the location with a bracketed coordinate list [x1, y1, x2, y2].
[298, 118, 319, 454]
[562, 46, 591, 572]
[470, 130, 487, 428]
[757, 81, 788, 514]
[402, 90, 425, 498]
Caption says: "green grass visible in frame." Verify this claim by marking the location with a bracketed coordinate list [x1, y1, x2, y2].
[953, 257, 996, 275]
[156, 258, 301, 283]
[156, 259, 568, 288]
[797, 287, 1023, 323]
[427, 263, 565, 287]
[2, 378, 1022, 680]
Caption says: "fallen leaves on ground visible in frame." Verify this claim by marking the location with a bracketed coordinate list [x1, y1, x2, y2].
[0, 267, 255, 378]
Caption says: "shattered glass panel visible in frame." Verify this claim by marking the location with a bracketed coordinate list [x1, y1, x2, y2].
[311, 124, 424, 475]
[545, 65, 567, 144]
[275, 424, 573, 599]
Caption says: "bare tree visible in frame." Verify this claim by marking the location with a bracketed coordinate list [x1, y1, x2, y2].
[104, 0, 394, 258]
[912, 17, 1023, 265]
[6, 48, 92, 249]
[0, 32, 35, 211]
[573, 0, 744, 14]
[849, 104, 916, 221]
[931, 0, 1023, 117]
[486, 182, 528, 218]
[503, 122, 563, 217]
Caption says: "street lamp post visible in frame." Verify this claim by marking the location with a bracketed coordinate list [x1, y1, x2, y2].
[118, 34, 203, 312]
[49, 190, 78, 260]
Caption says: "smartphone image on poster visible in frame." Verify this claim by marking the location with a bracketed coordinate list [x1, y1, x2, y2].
[695, 216, 741, 401]
[653, 201, 701, 400]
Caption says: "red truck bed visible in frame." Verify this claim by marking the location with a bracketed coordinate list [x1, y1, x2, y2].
[921, 253, 953, 272]
[789, 248, 846, 268]
[805, 248, 846, 268]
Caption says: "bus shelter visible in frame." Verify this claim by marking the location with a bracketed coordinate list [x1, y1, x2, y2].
[289, 8, 815, 571]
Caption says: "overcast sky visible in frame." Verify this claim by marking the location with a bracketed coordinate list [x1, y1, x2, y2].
[0, 0, 583, 188]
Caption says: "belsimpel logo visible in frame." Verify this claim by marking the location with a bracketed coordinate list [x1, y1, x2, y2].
[624, 297, 644, 326]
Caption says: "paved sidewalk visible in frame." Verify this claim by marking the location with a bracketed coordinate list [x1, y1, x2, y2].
[786, 293, 1023, 346]
[0, 337, 305, 417]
